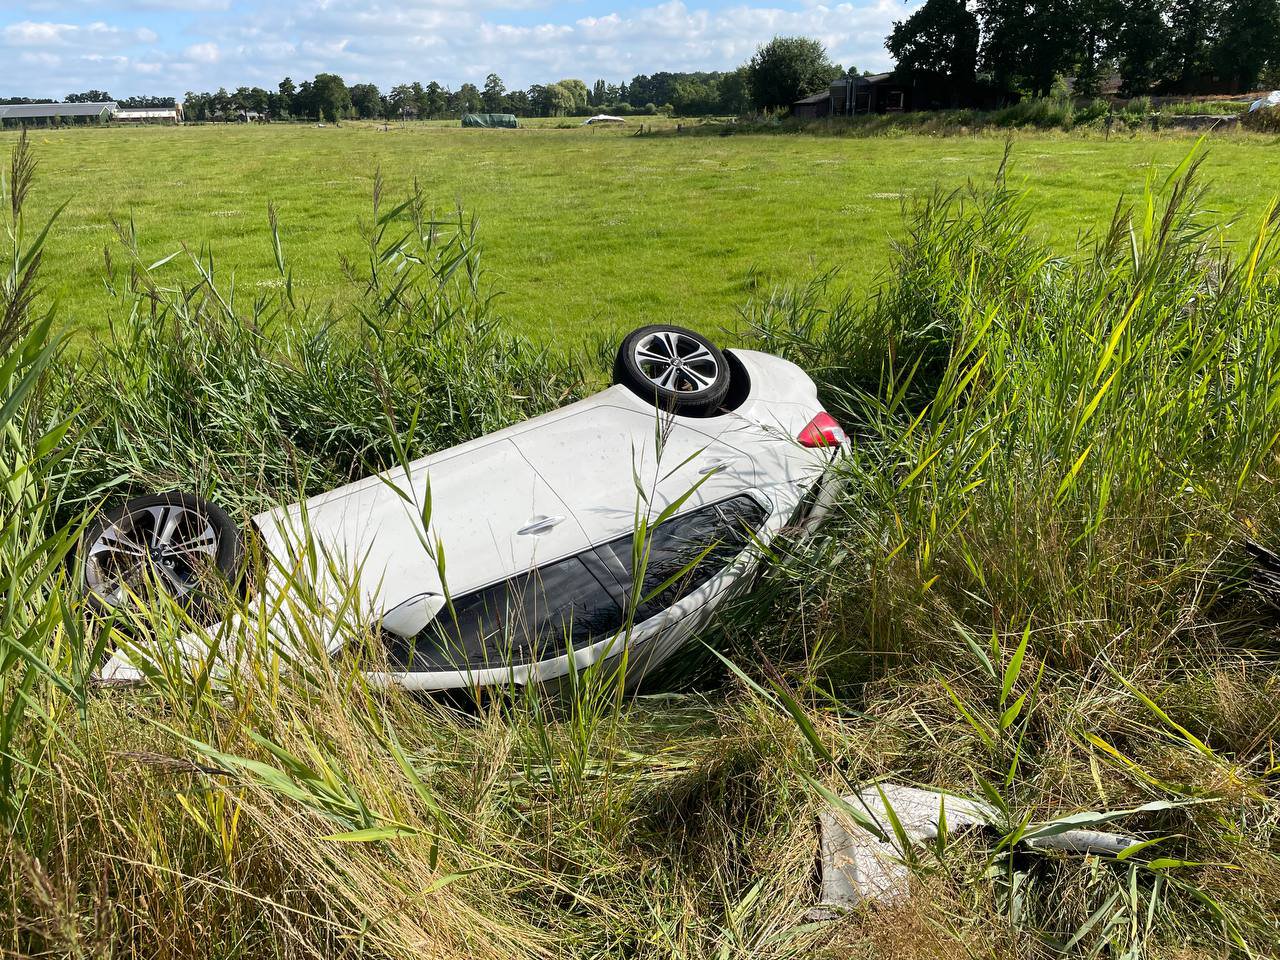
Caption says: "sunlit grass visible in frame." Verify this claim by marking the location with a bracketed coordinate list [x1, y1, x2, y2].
[6, 122, 1280, 346]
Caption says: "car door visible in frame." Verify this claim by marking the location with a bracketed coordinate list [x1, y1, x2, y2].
[253, 437, 586, 621]
[509, 396, 762, 550]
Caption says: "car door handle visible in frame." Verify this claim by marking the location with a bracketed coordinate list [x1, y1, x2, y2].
[698, 458, 737, 475]
[517, 515, 566, 536]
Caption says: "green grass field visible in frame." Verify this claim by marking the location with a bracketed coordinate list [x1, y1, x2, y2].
[9, 120, 1280, 344]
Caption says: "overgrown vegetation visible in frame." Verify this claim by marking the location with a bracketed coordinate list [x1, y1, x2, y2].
[2, 132, 1278, 958]
[702, 95, 1267, 137]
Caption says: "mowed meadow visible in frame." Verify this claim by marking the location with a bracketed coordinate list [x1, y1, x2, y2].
[8, 120, 1280, 342]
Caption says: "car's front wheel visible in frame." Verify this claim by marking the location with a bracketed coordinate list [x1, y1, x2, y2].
[613, 325, 731, 416]
[77, 491, 245, 623]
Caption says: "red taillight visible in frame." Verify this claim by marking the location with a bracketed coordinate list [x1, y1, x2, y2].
[798, 411, 847, 448]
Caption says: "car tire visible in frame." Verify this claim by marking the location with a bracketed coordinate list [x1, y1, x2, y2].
[613, 325, 732, 416]
[77, 491, 245, 623]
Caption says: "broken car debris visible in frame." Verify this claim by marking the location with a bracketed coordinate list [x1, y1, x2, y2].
[813, 783, 1143, 916]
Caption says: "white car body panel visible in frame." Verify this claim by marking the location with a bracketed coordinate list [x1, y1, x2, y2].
[100, 349, 842, 690]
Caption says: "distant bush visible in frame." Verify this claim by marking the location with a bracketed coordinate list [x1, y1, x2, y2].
[1241, 106, 1280, 133]
[691, 92, 1278, 139]
[1121, 95, 1152, 116]
[993, 97, 1076, 128]
[1158, 99, 1250, 116]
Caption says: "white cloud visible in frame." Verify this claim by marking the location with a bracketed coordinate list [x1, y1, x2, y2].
[183, 41, 220, 63]
[1, 0, 918, 97]
[3, 19, 157, 47]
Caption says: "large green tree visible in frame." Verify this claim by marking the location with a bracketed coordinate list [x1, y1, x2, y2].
[748, 36, 838, 110]
[1113, 0, 1168, 94]
[556, 79, 591, 114]
[424, 82, 447, 118]
[388, 83, 415, 118]
[1162, 0, 1225, 92]
[348, 82, 382, 119]
[718, 67, 753, 114]
[977, 0, 1081, 96]
[1214, 0, 1280, 91]
[482, 73, 506, 112]
[887, 0, 980, 104]
[310, 73, 351, 121]
[275, 77, 295, 117]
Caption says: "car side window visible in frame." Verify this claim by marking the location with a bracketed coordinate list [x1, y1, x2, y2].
[597, 495, 768, 623]
[386, 554, 625, 672]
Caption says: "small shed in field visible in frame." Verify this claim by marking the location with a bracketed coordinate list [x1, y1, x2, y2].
[462, 113, 518, 128]
[792, 91, 831, 120]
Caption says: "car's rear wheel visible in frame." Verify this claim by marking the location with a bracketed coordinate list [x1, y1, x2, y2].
[77, 491, 245, 623]
[613, 325, 731, 416]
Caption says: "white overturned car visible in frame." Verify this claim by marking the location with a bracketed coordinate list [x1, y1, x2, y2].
[82, 326, 847, 691]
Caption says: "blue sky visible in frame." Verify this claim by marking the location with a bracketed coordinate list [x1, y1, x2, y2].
[0, 0, 918, 99]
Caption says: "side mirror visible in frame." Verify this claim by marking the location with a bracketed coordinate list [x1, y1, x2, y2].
[379, 593, 447, 637]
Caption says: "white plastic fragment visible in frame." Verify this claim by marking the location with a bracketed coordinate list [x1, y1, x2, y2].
[812, 784, 1138, 916]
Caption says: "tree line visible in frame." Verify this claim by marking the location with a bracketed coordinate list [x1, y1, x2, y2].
[7, 2, 1277, 125]
[175, 68, 768, 122]
[890, 0, 1280, 107]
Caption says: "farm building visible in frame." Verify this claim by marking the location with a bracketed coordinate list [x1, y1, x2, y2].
[792, 74, 913, 119]
[0, 101, 116, 127]
[792, 91, 832, 120]
[116, 105, 181, 124]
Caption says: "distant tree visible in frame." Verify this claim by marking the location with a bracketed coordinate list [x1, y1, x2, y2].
[1071, 0, 1120, 98]
[534, 82, 577, 116]
[183, 91, 210, 121]
[717, 67, 752, 114]
[528, 84, 549, 115]
[310, 73, 351, 121]
[1213, 0, 1280, 91]
[671, 77, 722, 115]
[424, 81, 447, 118]
[556, 79, 591, 113]
[409, 82, 429, 118]
[1162, 0, 1225, 92]
[211, 87, 234, 119]
[65, 90, 113, 103]
[119, 95, 176, 108]
[505, 88, 531, 115]
[482, 73, 507, 112]
[233, 86, 269, 114]
[591, 79, 607, 106]
[276, 76, 296, 117]
[976, 0, 1081, 97]
[349, 82, 382, 118]
[388, 84, 416, 118]
[454, 82, 482, 114]
[1112, 0, 1167, 94]
[974, 0, 1029, 94]
[747, 36, 839, 110]
[887, 0, 980, 104]
[294, 81, 314, 119]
